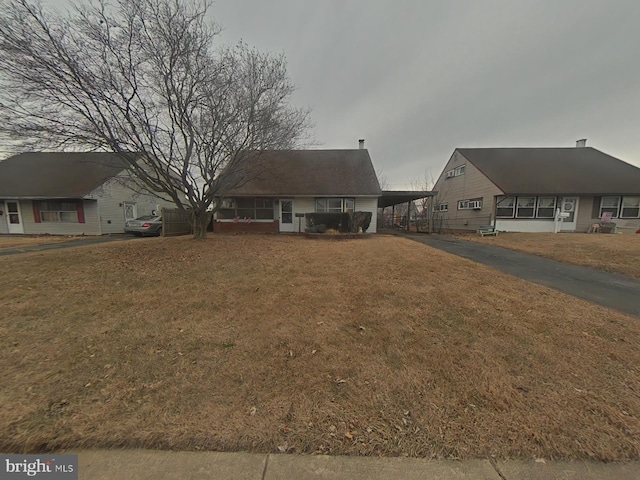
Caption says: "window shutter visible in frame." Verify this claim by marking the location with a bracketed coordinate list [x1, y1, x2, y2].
[32, 201, 41, 223]
[591, 197, 601, 219]
[77, 200, 85, 223]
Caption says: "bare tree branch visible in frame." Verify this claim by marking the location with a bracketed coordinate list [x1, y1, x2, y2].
[0, 0, 312, 238]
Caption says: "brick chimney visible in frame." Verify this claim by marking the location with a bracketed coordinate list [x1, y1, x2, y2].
[359, 139, 365, 149]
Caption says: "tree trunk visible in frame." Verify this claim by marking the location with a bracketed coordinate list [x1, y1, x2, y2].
[192, 210, 211, 240]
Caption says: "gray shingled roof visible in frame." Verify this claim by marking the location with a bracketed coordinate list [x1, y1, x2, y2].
[0, 152, 128, 198]
[224, 149, 382, 196]
[457, 147, 640, 195]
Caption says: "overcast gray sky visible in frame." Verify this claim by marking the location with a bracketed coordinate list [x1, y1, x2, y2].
[51, 0, 640, 188]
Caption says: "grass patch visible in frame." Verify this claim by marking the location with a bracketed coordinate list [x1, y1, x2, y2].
[0, 234, 639, 460]
[460, 232, 640, 279]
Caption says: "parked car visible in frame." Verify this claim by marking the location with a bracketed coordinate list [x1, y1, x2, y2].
[124, 215, 163, 236]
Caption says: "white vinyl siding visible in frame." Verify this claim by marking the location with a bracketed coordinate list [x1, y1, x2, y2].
[432, 151, 503, 231]
[89, 175, 176, 234]
[354, 197, 378, 232]
[18, 199, 101, 235]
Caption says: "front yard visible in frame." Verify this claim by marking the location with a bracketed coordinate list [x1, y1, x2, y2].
[461, 232, 640, 279]
[0, 235, 638, 460]
[0, 235, 83, 249]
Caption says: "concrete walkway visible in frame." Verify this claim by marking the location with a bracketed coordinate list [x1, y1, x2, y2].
[0, 235, 139, 257]
[400, 233, 640, 318]
[74, 450, 640, 479]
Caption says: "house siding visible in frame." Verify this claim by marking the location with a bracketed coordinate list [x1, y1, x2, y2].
[495, 219, 556, 233]
[19, 199, 101, 235]
[294, 196, 378, 232]
[433, 151, 503, 231]
[88, 176, 176, 234]
[578, 195, 640, 233]
[0, 204, 8, 234]
[214, 196, 379, 233]
[355, 197, 378, 232]
[576, 196, 595, 232]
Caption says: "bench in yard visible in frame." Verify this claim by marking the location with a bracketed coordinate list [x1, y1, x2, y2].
[478, 225, 498, 236]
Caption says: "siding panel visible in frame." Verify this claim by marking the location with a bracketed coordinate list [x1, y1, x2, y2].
[577, 196, 640, 233]
[88, 176, 176, 234]
[21, 200, 101, 235]
[0, 201, 8, 234]
[293, 196, 378, 232]
[355, 197, 378, 232]
[432, 151, 504, 231]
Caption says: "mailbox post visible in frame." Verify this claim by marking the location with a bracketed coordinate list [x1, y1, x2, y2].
[554, 208, 570, 233]
[295, 213, 305, 233]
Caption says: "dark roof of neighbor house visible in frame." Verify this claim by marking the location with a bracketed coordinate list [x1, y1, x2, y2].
[0, 152, 128, 198]
[224, 149, 382, 196]
[456, 147, 640, 195]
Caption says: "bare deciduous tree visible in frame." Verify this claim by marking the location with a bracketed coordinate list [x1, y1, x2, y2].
[0, 0, 311, 238]
[375, 168, 389, 191]
[410, 170, 447, 233]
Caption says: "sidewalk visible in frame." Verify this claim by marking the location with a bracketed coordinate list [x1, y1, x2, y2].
[74, 450, 640, 480]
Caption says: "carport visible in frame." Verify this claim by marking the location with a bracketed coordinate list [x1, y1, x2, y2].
[378, 190, 436, 232]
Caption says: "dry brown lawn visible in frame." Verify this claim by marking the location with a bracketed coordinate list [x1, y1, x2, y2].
[0, 235, 639, 460]
[460, 232, 640, 279]
[0, 235, 83, 249]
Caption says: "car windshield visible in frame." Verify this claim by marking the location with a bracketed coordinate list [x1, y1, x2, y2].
[135, 215, 159, 221]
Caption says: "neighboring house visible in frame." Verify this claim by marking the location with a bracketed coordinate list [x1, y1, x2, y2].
[0, 152, 177, 235]
[214, 149, 382, 233]
[432, 142, 640, 233]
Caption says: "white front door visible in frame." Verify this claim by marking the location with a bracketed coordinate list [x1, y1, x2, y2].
[123, 202, 137, 223]
[559, 196, 579, 231]
[5, 201, 24, 234]
[279, 199, 295, 232]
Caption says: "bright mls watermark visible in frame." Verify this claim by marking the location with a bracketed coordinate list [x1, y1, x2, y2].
[1, 455, 77, 479]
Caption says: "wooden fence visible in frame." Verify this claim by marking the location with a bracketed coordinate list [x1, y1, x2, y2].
[161, 208, 191, 237]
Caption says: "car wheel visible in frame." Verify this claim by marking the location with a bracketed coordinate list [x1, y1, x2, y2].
[157, 227, 163, 237]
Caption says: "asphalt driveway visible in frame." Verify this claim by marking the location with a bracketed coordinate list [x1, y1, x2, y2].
[401, 233, 640, 318]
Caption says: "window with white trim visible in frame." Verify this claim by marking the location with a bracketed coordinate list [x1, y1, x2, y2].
[515, 197, 535, 218]
[621, 196, 640, 218]
[457, 198, 482, 210]
[600, 196, 620, 218]
[535, 197, 556, 218]
[434, 203, 448, 212]
[496, 196, 515, 217]
[445, 164, 466, 179]
[38, 201, 79, 222]
[315, 198, 355, 213]
[217, 198, 274, 219]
